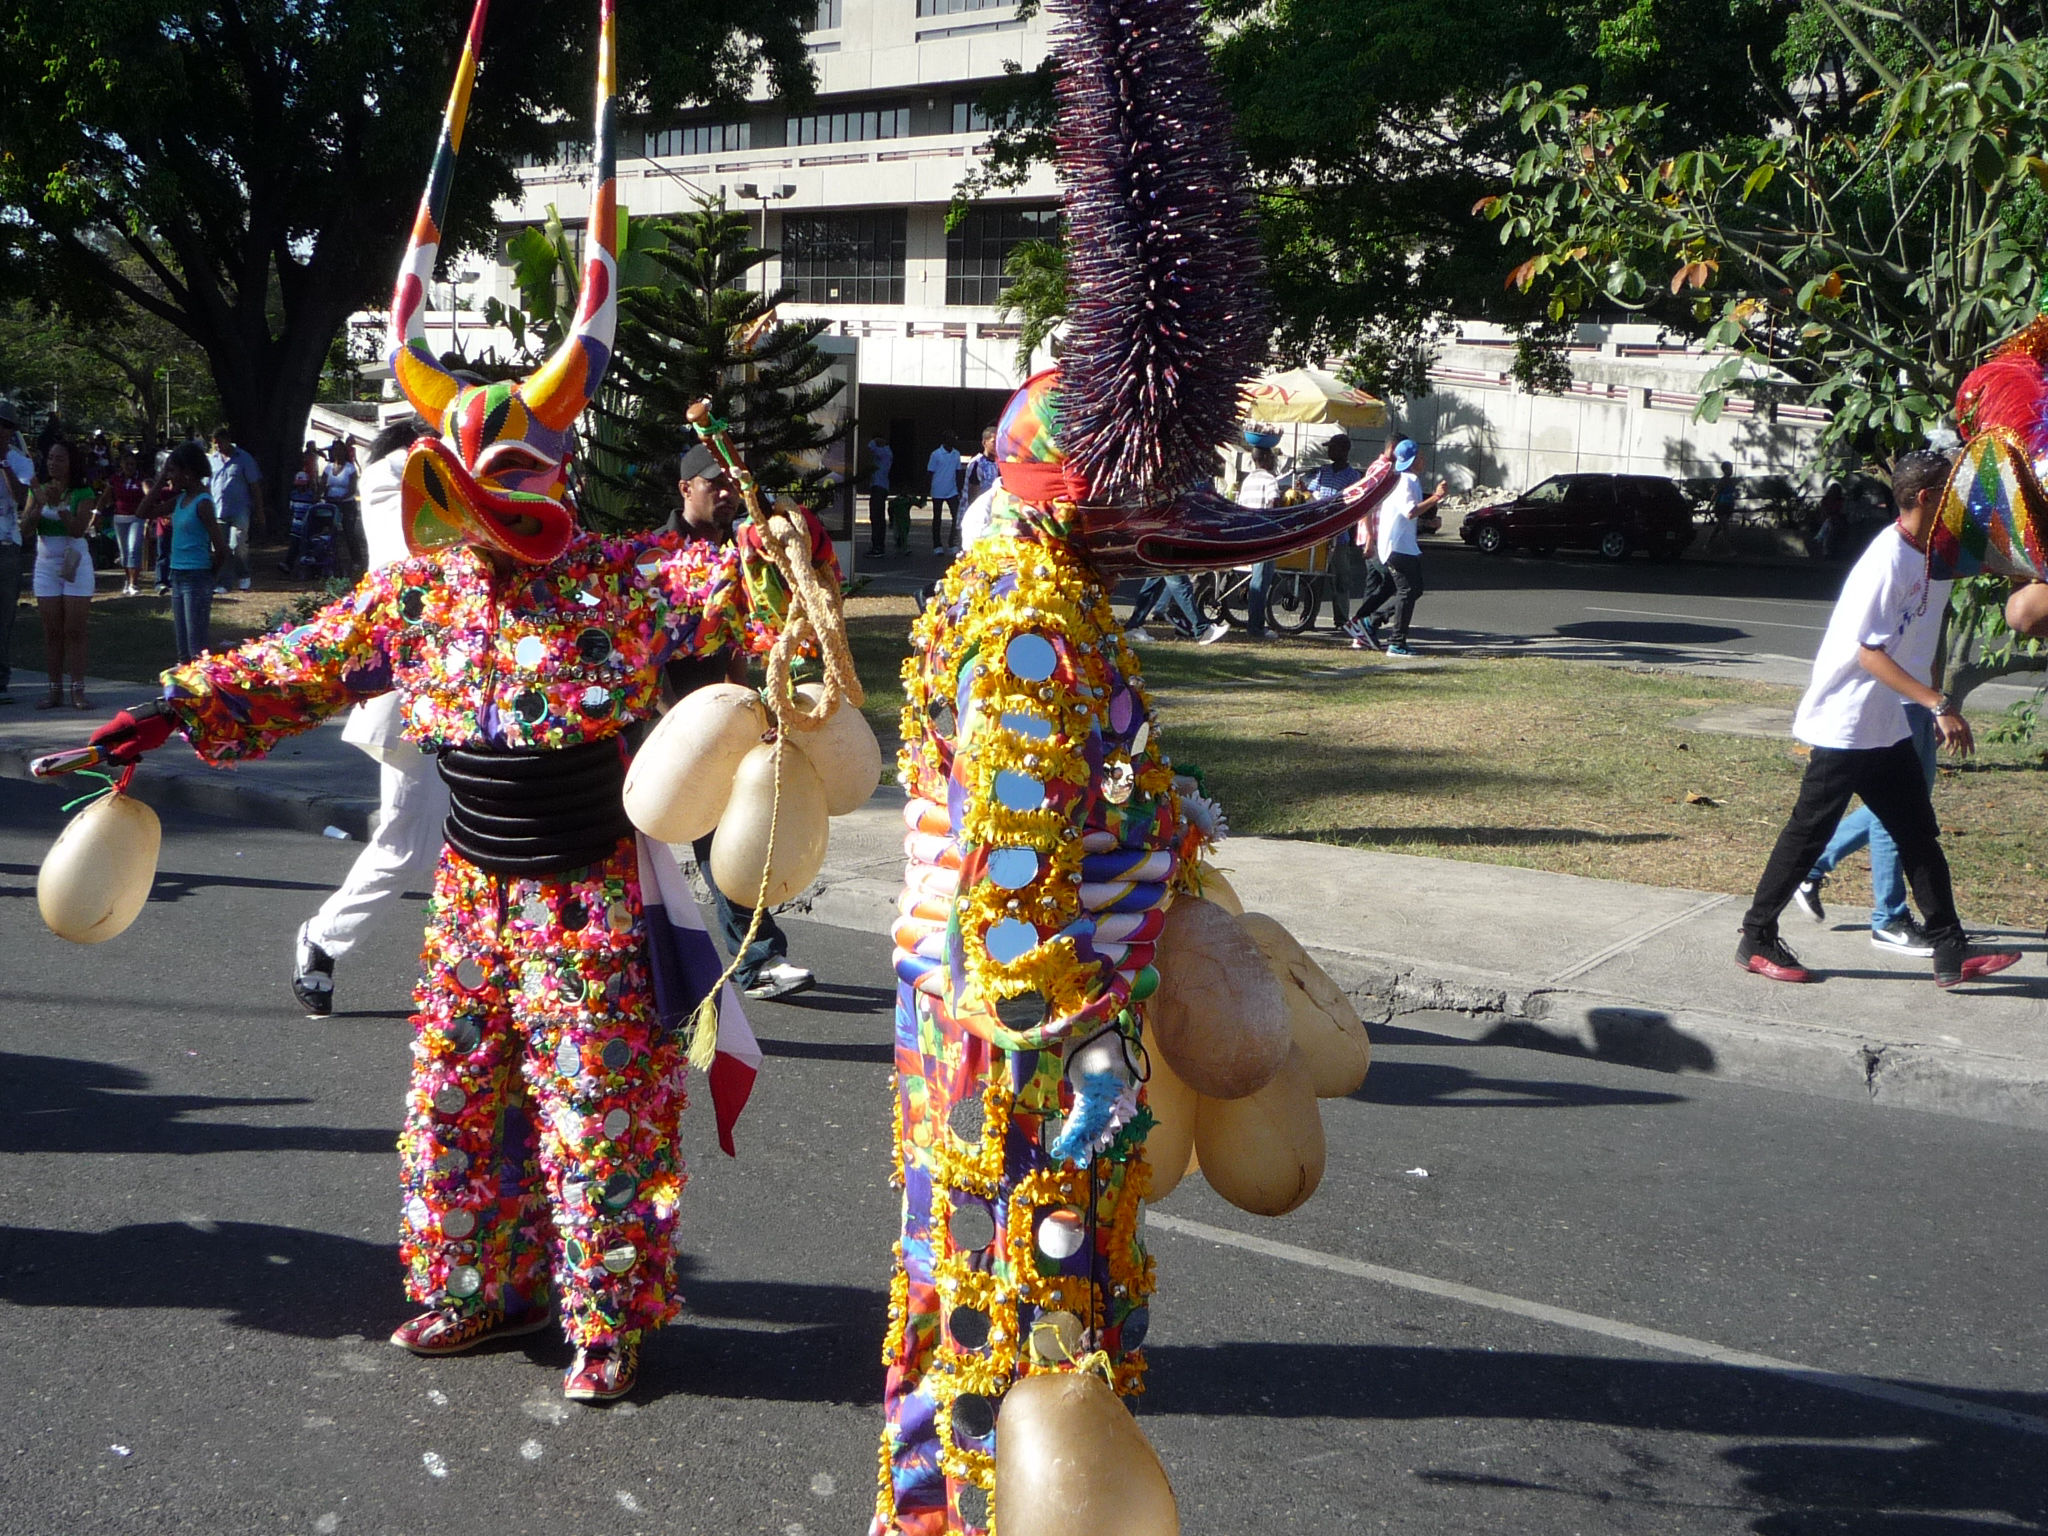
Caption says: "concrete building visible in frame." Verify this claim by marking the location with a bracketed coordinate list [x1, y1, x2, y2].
[399, 0, 1061, 546]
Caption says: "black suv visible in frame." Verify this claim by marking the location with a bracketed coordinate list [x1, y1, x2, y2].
[1458, 473, 1696, 561]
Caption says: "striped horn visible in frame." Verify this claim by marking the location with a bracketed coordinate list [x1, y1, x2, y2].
[521, 0, 619, 432]
[388, 0, 491, 423]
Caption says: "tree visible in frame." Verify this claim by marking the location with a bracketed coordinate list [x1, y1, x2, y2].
[995, 237, 1068, 374]
[592, 196, 843, 529]
[0, 0, 817, 530]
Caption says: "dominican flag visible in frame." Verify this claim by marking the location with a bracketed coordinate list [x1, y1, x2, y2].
[637, 835, 762, 1156]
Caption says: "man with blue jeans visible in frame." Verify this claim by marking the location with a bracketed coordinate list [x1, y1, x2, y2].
[210, 426, 264, 593]
[1792, 704, 1938, 954]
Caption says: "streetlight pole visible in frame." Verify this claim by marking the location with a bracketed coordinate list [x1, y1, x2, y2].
[734, 181, 796, 303]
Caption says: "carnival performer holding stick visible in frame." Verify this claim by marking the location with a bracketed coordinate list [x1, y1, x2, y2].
[69, 0, 832, 1402]
[873, 0, 1394, 1524]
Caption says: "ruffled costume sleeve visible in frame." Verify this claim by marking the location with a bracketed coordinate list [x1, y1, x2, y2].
[159, 563, 408, 765]
[898, 535, 1203, 1055]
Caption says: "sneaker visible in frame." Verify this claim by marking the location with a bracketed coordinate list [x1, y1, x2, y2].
[1934, 944, 2022, 989]
[1736, 932, 1814, 983]
[744, 961, 815, 1001]
[1791, 878, 1827, 924]
[238, 577, 252, 591]
[1352, 621, 1383, 652]
[1197, 622, 1229, 645]
[1386, 643, 1415, 657]
[564, 1334, 640, 1401]
[1125, 626, 1157, 643]
[1870, 917, 1935, 957]
[391, 1303, 551, 1356]
[213, 586, 227, 595]
[293, 921, 335, 1017]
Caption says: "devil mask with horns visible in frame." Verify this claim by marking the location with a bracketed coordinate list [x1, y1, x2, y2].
[388, 0, 618, 567]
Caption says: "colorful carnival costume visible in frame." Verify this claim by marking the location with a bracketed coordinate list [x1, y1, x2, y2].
[872, 0, 1394, 1523]
[81, 0, 818, 1402]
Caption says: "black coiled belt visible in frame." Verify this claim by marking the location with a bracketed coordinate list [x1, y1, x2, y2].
[438, 738, 635, 877]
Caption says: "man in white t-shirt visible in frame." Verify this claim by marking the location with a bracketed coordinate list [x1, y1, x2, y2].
[1237, 445, 1282, 638]
[1357, 438, 1446, 655]
[1738, 448, 2019, 989]
[926, 435, 963, 553]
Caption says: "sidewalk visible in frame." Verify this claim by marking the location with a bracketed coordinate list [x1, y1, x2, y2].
[5, 668, 2044, 1131]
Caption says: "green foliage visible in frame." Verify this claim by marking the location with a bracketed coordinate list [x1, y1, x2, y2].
[1984, 691, 2042, 746]
[996, 238, 1068, 375]
[1486, 9, 2048, 458]
[590, 196, 843, 530]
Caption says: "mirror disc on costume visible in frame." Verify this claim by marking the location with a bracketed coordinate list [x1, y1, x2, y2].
[958, 1484, 991, 1530]
[993, 771, 1044, 812]
[607, 901, 634, 934]
[1121, 1305, 1151, 1350]
[1001, 710, 1051, 740]
[930, 701, 957, 738]
[576, 627, 614, 664]
[514, 635, 546, 670]
[454, 957, 485, 991]
[556, 970, 586, 1006]
[636, 555, 663, 581]
[984, 918, 1040, 965]
[1035, 1207, 1086, 1261]
[1005, 633, 1057, 682]
[580, 685, 613, 718]
[947, 1202, 997, 1252]
[1029, 1308, 1084, 1364]
[951, 1393, 997, 1443]
[1131, 720, 1151, 755]
[1102, 759, 1134, 805]
[513, 690, 548, 725]
[446, 1019, 482, 1054]
[434, 1148, 469, 1176]
[1109, 689, 1134, 733]
[560, 900, 587, 933]
[993, 992, 1046, 1032]
[433, 1085, 467, 1116]
[601, 1243, 638, 1275]
[441, 1208, 476, 1240]
[399, 588, 427, 623]
[987, 848, 1039, 889]
[600, 1038, 632, 1072]
[602, 1108, 632, 1140]
[948, 1305, 992, 1351]
[445, 1265, 482, 1299]
[406, 1195, 432, 1229]
[602, 1172, 637, 1208]
[554, 1040, 581, 1077]
[947, 1097, 985, 1144]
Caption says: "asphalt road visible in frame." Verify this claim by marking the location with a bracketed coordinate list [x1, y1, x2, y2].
[4, 781, 2046, 1535]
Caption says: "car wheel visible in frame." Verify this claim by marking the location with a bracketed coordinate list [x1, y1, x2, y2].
[1475, 524, 1505, 554]
[1599, 529, 1629, 560]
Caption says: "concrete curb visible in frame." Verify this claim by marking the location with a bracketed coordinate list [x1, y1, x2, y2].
[0, 742, 378, 843]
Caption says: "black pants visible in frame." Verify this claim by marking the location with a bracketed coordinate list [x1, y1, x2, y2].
[691, 831, 788, 988]
[1742, 736, 1962, 949]
[1368, 552, 1424, 645]
[868, 488, 889, 553]
[930, 496, 958, 549]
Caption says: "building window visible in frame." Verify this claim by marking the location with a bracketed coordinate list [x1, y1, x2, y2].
[785, 106, 912, 146]
[946, 205, 1058, 307]
[518, 136, 592, 169]
[809, 0, 841, 28]
[782, 211, 908, 304]
[644, 121, 750, 158]
[951, 97, 994, 134]
[917, 0, 1009, 15]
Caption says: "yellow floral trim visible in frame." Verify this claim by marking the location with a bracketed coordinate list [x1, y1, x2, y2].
[930, 1072, 1014, 1198]
[882, 1248, 910, 1368]
[874, 1426, 896, 1528]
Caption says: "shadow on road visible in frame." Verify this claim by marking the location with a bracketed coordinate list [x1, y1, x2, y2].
[1482, 1009, 1720, 1075]
[1557, 620, 1748, 646]
[1356, 1059, 1687, 1109]
[0, 1050, 393, 1156]
[1145, 1341, 2048, 1531]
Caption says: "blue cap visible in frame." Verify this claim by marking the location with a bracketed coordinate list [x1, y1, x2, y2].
[1393, 439, 1418, 471]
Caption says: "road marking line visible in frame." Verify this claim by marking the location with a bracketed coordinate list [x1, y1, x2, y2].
[1545, 894, 1733, 984]
[1585, 604, 1827, 632]
[1146, 1212, 2048, 1440]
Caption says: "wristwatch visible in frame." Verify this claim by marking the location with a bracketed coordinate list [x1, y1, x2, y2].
[1934, 694, 1960, 717]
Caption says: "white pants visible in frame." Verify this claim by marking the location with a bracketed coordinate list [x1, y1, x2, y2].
[305, 750, 449, 960]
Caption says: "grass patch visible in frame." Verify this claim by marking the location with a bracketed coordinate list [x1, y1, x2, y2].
[846, 609, 2048, 929]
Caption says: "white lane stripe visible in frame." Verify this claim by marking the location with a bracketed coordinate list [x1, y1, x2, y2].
[1147, 1212, 2048, 1440]
[1585, 604, 1827, 632]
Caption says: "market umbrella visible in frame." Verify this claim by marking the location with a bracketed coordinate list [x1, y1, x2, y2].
[1239, 367, 1388, 430]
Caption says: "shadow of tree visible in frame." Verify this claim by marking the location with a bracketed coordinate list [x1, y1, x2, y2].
[1290, 825, 1675, 849]
[0, 1051, 394, 1156]
[1481, 1009, 1719, 1075]
[1557, 620, 1748, 645]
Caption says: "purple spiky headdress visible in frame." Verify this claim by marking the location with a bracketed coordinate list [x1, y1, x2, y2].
[1051, 0, 1270, 506]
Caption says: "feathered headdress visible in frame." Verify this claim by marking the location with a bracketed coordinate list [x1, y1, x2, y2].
[387, 0, 619, 565]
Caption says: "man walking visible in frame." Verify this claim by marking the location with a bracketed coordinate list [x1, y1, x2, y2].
[1736, 448, 2019, 989]
[209, 425, 264, 593]
[865, 434, 893, 558]
[1364, 438, 1445, 656]
[926, 434, 962, 553]
[1237, 444, 1281, 638]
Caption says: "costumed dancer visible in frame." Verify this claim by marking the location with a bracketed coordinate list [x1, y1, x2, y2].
[872, 0, 1394, 1526]
[77, 0, 818, 1401]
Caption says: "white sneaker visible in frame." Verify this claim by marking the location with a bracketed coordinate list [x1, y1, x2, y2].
[1198, 622, 1229, 645]
[1870, 917, 1936, 958]
[1125, 626, 1157, 643]
[744, 962, 815, 1001]
[1791, 878, 1826, 924]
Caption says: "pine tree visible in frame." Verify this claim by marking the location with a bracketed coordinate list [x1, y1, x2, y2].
[595, 196, 844, 529]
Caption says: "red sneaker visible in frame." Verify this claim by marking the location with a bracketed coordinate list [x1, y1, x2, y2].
[390, 1304, 552, 1356]
[564, 1333, 640, 1401]
[1737, 934, 1813, 983]
[1935, 947, 2022, 989]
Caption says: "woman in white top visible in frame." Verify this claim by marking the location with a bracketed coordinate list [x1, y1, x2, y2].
[26, 439, 100, 708]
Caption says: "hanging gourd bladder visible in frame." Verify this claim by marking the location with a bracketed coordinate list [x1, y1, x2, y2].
[37, 786, 162, 945]
[623, 682, 768, 845]
[709, 741, 831, 908]
[994, 1369, 1180, 1536]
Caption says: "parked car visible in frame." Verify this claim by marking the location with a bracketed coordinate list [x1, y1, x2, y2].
[1458, 473, 1696, 560]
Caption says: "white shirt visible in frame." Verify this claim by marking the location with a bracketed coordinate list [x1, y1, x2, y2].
[1237, 469, 1279, 510]
[1376, 471, 1423, 561]
[927, 447, 962, 500]
[1793, 526, 1950, 751]
[0, 446, 31, 544]
[341, 450, 421, 764]
[958, 484, 999, 550]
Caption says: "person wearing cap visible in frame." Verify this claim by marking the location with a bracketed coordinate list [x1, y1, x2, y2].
[659, 444, 816, 1002]
[0, 402, 32, 702]
[1360, 437, 1445, 656]
[326, 437, 364, 576]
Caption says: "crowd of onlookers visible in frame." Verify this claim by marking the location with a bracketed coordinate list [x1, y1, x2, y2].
[0, 400, 367, 707]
